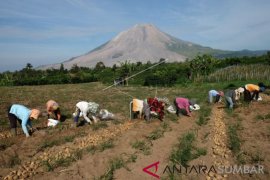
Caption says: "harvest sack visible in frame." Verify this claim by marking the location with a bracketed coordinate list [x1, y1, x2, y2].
[98, 109, 115, 120]
[47, 119, 59, 127]
[167, 105, 176, 114]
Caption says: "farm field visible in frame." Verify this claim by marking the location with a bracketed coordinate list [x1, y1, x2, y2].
[0, 82, 269, 180]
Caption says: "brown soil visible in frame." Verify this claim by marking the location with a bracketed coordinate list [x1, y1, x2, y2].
[0, 88, 269, 180]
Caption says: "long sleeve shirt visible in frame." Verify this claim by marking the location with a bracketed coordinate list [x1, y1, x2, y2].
[209, 90, 219, 96]
[175, 98, 191, 115]
[9, 104, 32, 136]
[209, 90, 221, 103]
[225, 90, 236, 103]
[76, 101, 99, 123]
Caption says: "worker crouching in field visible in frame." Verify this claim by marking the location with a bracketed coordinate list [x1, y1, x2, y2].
[224, 87, 244, 109]
[46, 100, 61, 121]
[243, 83, 266, 102]
[174, 97, 200, 117]
[73, 101, 99, 127]
[8, 104, 40, 137]
[208, 90, 224, 103]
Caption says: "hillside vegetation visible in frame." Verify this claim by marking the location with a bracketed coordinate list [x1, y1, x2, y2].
[0, 52, 270, 87]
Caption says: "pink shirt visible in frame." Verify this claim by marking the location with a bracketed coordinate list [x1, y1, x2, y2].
[175, 98, 190, 115]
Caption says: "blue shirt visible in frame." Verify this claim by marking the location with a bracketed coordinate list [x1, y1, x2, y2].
[9, 104, 32, 136]
[209, 90, 219, 97]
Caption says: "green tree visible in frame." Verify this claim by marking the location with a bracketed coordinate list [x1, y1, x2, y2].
[70, 64, 80, 73]
[26, 63, 33, 69]
[190, 54, 218, 78]
[60, 63, 65, 72]
[95, 61, 106, 71]
[267, 51, 270, 65]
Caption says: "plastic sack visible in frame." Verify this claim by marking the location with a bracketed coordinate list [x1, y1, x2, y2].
[98, 109, 115, 120]
[47, 119, 59, 127]
[189, 104, 200, 111]
[167, 105, 176, 114]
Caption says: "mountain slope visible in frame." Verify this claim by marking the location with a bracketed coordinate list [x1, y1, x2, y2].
[39, 24, 267, 69]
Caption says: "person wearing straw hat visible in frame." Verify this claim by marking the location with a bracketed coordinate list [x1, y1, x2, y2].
[7, 104, 40, 137]
[46, 100, 61, 121]
[208, 90, 224, 103]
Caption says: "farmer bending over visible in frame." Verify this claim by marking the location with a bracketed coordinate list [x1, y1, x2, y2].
[174, 97, 199, 117]
[73, 101, 99, 127]
[46, 100, 61, 121]
[8, 104, 40, 137]
[208, 90, 224, 103]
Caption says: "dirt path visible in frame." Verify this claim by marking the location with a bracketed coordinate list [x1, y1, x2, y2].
[206, 106, 233, 179]
[114, 116, 194, 180]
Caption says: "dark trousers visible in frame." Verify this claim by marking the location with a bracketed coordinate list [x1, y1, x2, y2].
[8, 113, 21, 128]
[243, 89, 259, 102]
[244, 89, 252, 102]
[7, 106, 21, 128]
[48, 108, 61, 119]
[74, 108, 81, 123]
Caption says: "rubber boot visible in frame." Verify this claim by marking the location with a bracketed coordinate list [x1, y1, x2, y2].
[10, 128, 17, 136]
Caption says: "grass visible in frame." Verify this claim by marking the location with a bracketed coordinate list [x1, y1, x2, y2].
[147, 129, 164, 140]
[161, 121, 171, 131]
[199, 64, 270, 82]
[39, 132, 86, 150]
[251, 151, 264, 163]
[166, 113, 178, 123]
[0, 81, 247, 129]
[0, 139, 15, 151]
[170, 132, 207, 167]
[6, 154, 21, 168]
[196, 116, 207, 126]
[97, 157, 126, 180]
[228, 124, 241, 153]
[255, 113, 270, 121]
[86, 145, 97, 155]
[85, 140, 114, 155]
[146, 122, 171, 141]
[131, 140, 151, 155]
[196, 106, 211, 126]
[203, 132, 210, 140]
[127, 154, 137, 163]
[99, 140, 114, 152]
[91, 122, 108, 131]
[43, 149, 83, 171]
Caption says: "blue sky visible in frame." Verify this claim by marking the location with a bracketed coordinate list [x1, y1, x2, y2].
[0, 0, 270, 71]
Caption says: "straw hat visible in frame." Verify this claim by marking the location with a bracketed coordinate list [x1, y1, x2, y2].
[30, 109, 41, 120]
[52, 103, 59, 110]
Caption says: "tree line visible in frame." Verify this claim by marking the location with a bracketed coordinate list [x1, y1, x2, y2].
[0, 52, 269, 86]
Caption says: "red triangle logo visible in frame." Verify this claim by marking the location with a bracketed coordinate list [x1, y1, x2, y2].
[142, 161, 160, 179]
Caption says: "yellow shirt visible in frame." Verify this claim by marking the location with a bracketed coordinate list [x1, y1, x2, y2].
[245, 84, 259, 92]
